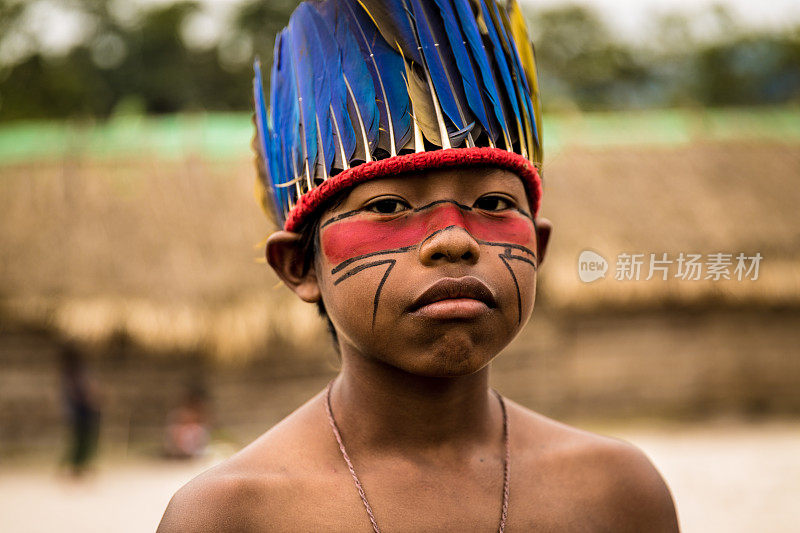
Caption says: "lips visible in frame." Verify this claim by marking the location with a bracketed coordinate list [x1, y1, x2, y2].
[408, 277, 497, 318]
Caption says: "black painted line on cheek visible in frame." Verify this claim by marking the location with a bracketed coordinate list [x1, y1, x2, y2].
[499, 251, 522, 326]
[331, 258, 398, 330]
[334, 259, 397, 285]
[477, 240, 537, 258]
[330, 246, 415, 275]
[498, 243, 540, 326]
[372, 260, 396, 328]
[503, 252, 537, 269]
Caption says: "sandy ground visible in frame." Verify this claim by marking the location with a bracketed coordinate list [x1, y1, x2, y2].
[1, 422, 798, 533]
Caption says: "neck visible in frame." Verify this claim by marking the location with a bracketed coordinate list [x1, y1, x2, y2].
[329, 350, 501, 456]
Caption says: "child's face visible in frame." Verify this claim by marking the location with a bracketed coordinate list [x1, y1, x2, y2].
[311, 166, 544, 377]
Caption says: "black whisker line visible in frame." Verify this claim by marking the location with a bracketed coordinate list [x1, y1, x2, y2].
[334, 259, 396, 285]
[478, 240, 536, 258]
[372, 260, 396, 329]
[504, 253, 537, 269]
[499, 252, 522, 325]
[331, 258, 397, 330]
[331, 246, 414, 275]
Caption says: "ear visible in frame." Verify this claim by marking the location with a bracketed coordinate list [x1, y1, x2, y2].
[266, 231, 321, 303]
[534, 217, 553, 267]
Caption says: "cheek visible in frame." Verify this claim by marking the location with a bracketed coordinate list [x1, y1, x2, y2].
[464, 213, 533, 246]
[320, 218, 425, 265]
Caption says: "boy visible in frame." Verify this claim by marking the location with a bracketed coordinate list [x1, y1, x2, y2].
[159, 0, 678, 531]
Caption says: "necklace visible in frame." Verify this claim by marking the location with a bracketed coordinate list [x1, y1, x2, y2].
[324, 381, 510, 533]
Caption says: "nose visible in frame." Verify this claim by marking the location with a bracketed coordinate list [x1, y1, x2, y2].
[419, 226, 481, 266]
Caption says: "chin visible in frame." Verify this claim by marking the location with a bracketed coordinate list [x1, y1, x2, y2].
[396, 334, 498, 378]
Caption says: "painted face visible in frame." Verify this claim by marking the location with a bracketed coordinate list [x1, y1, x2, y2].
[316, 167, 539, 377]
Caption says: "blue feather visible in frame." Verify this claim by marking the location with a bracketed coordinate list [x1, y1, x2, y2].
[286, 7, 321, 187]
[358, 0, 422, 65]
[432, 0, 494, 143]
[269, 30, 301, 206]
[253, 60, 270, 176]
[451, 0, 507, 143]
[407, 0, 474, 142]
[253, 59, 284, 221]
[290, 4, 336, 179]
[305, 4, 356, 172]
[475, 0, 523, 148]
[315, 0, 377, 163]
[342, 0, 412, 156]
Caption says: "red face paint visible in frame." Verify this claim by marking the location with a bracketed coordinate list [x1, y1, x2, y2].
[321, 203, 533, 265]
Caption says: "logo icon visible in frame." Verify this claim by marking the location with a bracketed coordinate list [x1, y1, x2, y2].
[578, 250, 608, 283]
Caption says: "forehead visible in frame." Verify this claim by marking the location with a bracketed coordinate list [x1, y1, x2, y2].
[332, 166, 528, 207]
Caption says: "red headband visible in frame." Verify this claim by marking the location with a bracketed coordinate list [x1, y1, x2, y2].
[284, 147, 542, 232]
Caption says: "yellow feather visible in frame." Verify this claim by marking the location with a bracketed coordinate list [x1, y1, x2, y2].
[471, 0, 489, 35]
[486, 2, 533, 160]
[253, 178, 269, 214]
[506, 0, 543, 162]
[404, 60, 443, 147]
[507, 0, 537, 98]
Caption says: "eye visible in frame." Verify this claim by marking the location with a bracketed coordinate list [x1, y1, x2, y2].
[474, 195, 514, 212]
[365, 197, 410, 214]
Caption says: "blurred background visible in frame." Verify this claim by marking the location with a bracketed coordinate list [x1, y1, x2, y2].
[0, 0, 798, 531]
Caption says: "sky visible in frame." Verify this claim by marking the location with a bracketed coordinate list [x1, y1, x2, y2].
[528, 0, 800, 42]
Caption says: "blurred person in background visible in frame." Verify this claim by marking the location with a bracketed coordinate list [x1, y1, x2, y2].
[59, 341, 101, 477]
[164, 385, 210, 460]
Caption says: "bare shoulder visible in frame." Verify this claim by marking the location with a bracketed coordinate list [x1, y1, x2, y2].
[505, 399, 679, 532]
[156, 462, 268, 533]
[157, 389, 333, 533]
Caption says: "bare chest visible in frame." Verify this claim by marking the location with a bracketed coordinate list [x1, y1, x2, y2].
[243, 457, 502, 531]
[248, 461, 599, 532]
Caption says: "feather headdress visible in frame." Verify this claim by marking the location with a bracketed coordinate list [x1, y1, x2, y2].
[253, 0, 543, 232]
